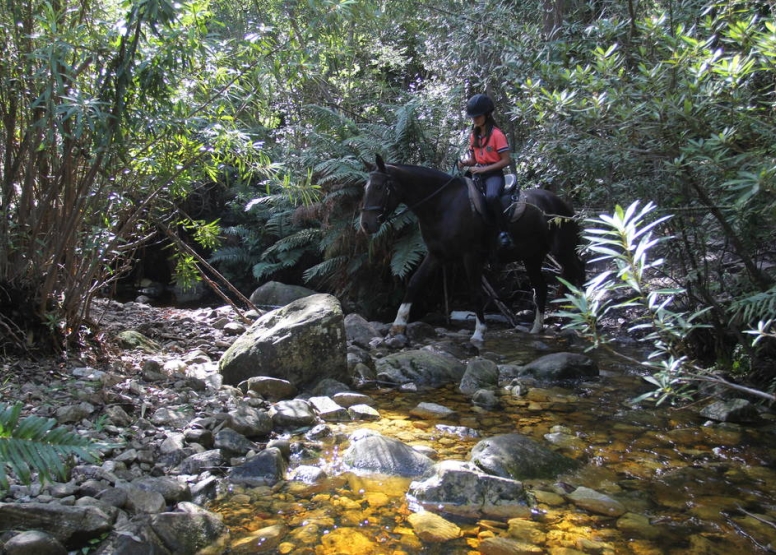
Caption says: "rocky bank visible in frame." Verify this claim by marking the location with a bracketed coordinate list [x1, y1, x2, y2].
[0, 289, 762, 555]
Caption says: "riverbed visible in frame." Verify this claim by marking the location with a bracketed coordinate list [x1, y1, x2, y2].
[209, 329, 776, 554]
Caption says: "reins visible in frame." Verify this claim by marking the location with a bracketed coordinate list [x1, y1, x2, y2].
[363, 170, 460, 225]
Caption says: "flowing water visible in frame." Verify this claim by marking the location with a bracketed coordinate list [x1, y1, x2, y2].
[209, 330, 776, 554]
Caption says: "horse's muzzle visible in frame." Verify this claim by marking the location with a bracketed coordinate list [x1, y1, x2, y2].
[359, 208, 383, 234]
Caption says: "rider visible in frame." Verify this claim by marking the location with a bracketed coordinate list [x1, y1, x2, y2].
[457, 93, 513, 249]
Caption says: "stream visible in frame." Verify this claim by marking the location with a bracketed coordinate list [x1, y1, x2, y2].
[208, 329, 776, 554]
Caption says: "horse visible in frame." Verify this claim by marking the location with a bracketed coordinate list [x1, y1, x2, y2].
[360, 154, 585, 343]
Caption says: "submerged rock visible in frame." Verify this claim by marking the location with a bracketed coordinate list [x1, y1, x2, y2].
[700, 398, 760, 423]
[470, 433, 580, 480]
[515, 352, 598, 381]
[408, 460, 529, 520]
[343, 431, 434, 477]
[567, 486, 626, 516]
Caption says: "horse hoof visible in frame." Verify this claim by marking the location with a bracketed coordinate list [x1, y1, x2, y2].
[390, 325, 406, 336]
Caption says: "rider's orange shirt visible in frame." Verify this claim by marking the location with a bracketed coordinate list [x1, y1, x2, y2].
[469, 126, 510, 166]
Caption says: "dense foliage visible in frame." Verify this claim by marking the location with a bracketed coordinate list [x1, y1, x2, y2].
[1, 0, 774, 395]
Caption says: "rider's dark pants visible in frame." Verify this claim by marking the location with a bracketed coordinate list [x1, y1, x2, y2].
[477, 170, 509, 234]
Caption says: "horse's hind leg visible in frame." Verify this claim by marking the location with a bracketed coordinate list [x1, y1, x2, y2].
[390, 255, 440, 336]
[524, 257, 547, 334]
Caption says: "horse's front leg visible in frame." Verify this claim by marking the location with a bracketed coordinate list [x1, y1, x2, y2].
[390, 255, 440, 336]
[525, 257, 547, 334]
[463, 254, 487, 344]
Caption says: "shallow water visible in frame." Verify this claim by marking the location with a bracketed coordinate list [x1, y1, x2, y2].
[209, 329, 776, 554]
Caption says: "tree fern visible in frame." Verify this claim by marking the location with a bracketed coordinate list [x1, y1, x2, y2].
[0, 403, 102, 490]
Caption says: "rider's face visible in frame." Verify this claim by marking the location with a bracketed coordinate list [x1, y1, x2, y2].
[471, 114, 486, 126]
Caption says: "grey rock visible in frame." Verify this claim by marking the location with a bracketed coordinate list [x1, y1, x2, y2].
[213, 428, 255, 457]
[226, 406, 273, 438]
[699, 398, 760, 423]
[344, 313, 383, 348]
[516, 352, 599, 381]
[470, 433, 579, 480]
[244, 376, 297, 402]
[408, 460, 528, 520]
[130, 476, 191, 505]
[0, 502, 115, 545]
[150, 505, 229, 554]
[229, 448, 287, 486]
[219, 294, 348, 389]
[471, 389, 500, 410]
[176, 450, 225, 476]
[375, 349, 466, 387]
[269, 399, 317, 429]
[460, 358, 499, 396]
[342, 431, 434, 478]
[308, 396, 350, 422]
[3, 530, 67, 555]
[249, 281, 316, 307]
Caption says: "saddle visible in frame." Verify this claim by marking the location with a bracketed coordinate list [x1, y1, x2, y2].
[464, 174, 527, 222]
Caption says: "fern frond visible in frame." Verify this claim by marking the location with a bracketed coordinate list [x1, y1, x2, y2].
[209, 246, 257, 266]
[371, 208, 417, 242]
[263, 228, 321, 256]
[303, 256, 348, 284]
[264, 209, 296, 237]
[390, 229, 427, 279]
[314, 158, 366, 187]
[730, 286, 776, 326]
[0, 403, 101, 490]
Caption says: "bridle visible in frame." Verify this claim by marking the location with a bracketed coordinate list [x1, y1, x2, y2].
[360, 171, 395, 222]
[361, 169, 459, 224]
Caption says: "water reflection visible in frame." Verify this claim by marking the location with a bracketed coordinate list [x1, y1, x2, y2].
[210, 330, 776, 554]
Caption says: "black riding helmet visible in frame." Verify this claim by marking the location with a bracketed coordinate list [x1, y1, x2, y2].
[466, 93, 495, 117]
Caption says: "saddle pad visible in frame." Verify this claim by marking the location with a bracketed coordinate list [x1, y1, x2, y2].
[464, 177, 487, 215]
[508, 191, 527, 222]
[464, 177, 527, 222]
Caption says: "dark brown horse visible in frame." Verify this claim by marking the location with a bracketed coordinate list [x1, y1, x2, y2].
[360, 155, 585, 343]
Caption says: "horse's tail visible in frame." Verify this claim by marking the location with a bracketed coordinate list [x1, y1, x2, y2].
[547, 198, 586, 288]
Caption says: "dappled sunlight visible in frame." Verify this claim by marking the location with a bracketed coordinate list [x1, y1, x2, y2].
[211, 331, 776, 554]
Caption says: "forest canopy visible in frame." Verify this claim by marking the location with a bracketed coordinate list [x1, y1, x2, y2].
[0, 0, 774, 393]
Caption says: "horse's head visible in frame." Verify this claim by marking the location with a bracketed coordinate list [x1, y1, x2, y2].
[360, 154, 401, 234]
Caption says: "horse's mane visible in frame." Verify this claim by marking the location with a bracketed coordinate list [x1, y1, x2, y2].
[389, 163, 452, 181]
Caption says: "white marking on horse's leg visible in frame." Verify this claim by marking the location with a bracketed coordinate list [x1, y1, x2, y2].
[390, 302, 411, 335]
[530, 311, 545, 334]
[471, 316, 487, 344]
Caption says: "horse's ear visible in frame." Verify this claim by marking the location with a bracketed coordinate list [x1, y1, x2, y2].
[375, 154, 386, 173]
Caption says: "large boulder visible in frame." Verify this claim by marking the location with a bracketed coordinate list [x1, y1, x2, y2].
[219, 294, 348, 389]
[249, 281, 316, 308]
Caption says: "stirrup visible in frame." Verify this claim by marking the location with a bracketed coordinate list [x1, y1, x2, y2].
[498, 231, 513, 248]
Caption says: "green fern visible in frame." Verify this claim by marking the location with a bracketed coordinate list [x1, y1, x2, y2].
[390, 229, 427, 279]
[730, 286, 776, 326]
[303, 255, 349, 285]
[0, 403, 102, 490]
[262, 228, 321, 256]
